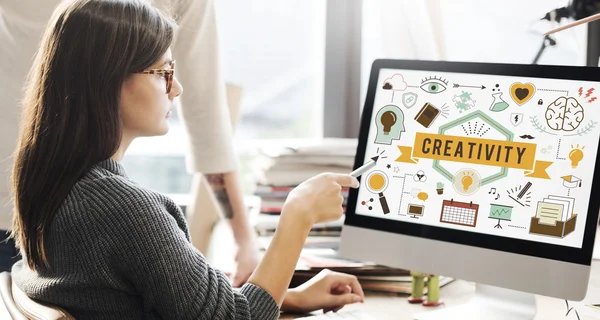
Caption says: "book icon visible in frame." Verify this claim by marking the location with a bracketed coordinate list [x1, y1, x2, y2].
[414, 102, 440, 128]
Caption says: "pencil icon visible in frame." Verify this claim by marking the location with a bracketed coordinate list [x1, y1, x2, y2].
[517, 182, 532, 199]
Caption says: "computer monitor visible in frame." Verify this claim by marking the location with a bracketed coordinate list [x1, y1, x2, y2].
[339, 59, 600, 320]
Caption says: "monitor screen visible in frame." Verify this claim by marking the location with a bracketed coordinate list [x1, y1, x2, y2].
[351, 62, 600, 252]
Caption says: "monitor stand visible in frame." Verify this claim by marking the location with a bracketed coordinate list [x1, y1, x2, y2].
[414, 283, 536, 320]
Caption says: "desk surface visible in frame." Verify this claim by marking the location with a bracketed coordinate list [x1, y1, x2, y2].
[279, 263, 600, 319]
[207, 222, 600, 320]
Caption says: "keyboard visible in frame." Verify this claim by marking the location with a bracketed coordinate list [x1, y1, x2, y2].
[296, 310, 376, 319]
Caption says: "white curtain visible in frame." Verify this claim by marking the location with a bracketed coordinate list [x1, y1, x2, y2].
[361, 0, 446, 102]
[375, 0, 446, 60]
[360, 0, 587, 103]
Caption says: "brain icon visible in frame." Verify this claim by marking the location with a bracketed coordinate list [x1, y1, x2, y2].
[545, 97, 584, 132]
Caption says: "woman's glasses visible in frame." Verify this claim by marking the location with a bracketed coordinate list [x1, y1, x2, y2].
[137, 60, 176, 94]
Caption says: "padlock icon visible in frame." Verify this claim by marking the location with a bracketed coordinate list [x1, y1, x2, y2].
[538, 99, 543, 105]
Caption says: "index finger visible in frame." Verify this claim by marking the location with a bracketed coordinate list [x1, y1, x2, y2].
[329, 173, 360, 188]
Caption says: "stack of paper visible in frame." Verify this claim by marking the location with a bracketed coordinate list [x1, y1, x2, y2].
[251, 138, 357, 187]
[252, 214, 345, 236]
[249, 139, 356, 225]
[536, 195, 575, 225]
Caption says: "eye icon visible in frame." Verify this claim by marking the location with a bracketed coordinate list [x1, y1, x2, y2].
[420, 76, 448, 94]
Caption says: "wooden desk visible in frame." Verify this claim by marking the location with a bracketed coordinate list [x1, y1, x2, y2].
[207, 222, 600, 319]
[279, 262, 600, 319]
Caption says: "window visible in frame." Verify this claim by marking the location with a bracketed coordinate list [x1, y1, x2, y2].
[216, 0, 326, 140]
[122, 1, 326, 194]
[360, 0, 588, 104]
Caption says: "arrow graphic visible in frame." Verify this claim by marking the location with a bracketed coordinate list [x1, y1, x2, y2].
[453, 83, 486, 90]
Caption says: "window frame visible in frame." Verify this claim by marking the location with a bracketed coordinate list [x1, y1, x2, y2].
[323, 0, 363, 139]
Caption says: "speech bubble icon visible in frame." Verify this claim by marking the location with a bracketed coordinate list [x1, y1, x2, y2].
[417, 192, 429, 201]
[410, 188, 420, 197]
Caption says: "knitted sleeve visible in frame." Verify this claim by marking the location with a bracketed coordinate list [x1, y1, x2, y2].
[86, 177, 279, 319]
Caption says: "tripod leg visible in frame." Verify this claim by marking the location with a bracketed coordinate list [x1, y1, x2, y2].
[532, 35, 556, 64]
[532, 41, 547, 64]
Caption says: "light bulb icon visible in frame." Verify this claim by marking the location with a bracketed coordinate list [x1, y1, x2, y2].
[568, 144, 585, 168]
[380, 111, 397, 135]
[374, 105, 404, 145]
[453, 169, 480, 196]
[461, 172, 474, 191]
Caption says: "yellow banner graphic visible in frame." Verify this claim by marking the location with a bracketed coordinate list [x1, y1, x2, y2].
[524, 160, 553, 179]
[395, 133, 552, 179]
[395, 146, 419, 164]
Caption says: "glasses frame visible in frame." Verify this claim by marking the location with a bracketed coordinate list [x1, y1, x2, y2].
[137, 60, 176, 94]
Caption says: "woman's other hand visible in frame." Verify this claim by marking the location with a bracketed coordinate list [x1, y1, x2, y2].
[281, 269, 365, 314]
[231, 239, 261, 287]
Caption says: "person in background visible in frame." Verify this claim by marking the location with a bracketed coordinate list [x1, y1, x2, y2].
[0, 0, 260, 286]
[9, 0, 365, 318]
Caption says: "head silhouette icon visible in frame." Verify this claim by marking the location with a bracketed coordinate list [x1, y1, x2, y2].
[375, 105, 404, 144]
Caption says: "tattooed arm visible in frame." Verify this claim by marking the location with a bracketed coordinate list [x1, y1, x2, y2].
[204, 172, 235, 219]
[205, 171, 260, 287]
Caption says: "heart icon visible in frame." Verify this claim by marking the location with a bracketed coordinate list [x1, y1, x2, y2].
[510, 82, 536, 105]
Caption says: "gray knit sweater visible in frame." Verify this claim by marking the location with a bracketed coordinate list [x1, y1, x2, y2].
[11, 159, 280, 319]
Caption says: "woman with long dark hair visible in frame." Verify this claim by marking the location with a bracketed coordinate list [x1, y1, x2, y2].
[9, 0, 363, 318]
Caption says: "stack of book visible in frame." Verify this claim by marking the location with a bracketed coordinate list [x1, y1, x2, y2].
[250, 138, 357, 235]
[293, 267, 454, 295]
[257, 235, 454, 295]
[251, 213, 346, 236]
[251, 138, 357, 189]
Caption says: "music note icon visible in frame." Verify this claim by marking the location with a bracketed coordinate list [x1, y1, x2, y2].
[489, 187, 496, 194]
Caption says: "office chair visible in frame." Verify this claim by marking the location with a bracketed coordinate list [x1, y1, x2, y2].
[0, 272, 74, 320]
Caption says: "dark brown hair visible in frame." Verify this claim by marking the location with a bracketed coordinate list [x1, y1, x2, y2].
[10, 0, 176, 270]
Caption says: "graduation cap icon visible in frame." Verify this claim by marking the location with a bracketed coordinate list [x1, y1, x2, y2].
[561, 175, 582, 188]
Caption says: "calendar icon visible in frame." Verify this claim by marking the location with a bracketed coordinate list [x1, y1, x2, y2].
[440, 199, 479, 227]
